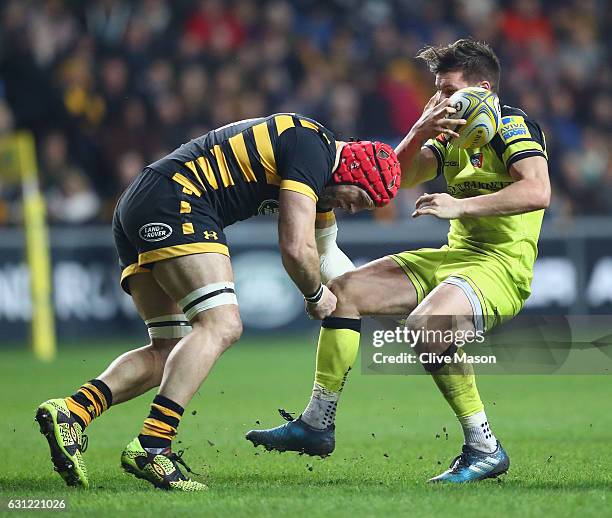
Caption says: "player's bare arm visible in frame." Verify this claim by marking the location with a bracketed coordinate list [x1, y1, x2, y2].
[278, 189, 337, 320]
[413, 155, 550, 219]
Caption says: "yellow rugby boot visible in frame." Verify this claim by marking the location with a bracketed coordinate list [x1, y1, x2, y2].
[35, 399, 89, 488]
[121, 437, 206, 491]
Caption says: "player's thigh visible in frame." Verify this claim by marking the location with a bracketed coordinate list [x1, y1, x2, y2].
[409, 283, 475, 354]
[127, 272, 188, 348]
[129, 271, 183, 320]
[151, 252, 242, 341]
[328, 256, 418, 316]
[152, 252, 233, 299]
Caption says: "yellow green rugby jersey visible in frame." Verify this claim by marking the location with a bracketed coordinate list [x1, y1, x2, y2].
[148, 113, 337, 226]
[423, 105, 548, 296]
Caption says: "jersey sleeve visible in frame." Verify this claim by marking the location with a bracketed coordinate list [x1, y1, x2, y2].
[491, 115, 547, 170]
[423, 133, 448, 177]
[276, 126, 335, 203]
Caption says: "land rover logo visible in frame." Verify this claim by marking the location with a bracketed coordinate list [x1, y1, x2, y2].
[139, 222, 172, 242]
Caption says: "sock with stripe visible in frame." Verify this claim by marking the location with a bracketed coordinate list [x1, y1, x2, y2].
[139, 395, 184, 451]
[301, 317, 361, 430]
[429, 353, 497, 453]
[65, 379, 113, 429]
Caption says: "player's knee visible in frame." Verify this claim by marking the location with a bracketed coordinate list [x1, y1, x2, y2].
[211, 308, 243, 347]
[405, 313, 429, 333]
[174, 280, 241, 351]
[190, 308, 242, 352]
[219, 317, 243, 348]
[327, 272, 355, 301]
[406, 312, 451, 354]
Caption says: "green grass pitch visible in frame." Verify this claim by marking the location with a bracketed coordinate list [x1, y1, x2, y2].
[1, 336, 610, 517]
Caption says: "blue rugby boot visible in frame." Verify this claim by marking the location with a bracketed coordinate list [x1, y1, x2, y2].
[429, 441, 509, 483]
[246, 410, 335, 457]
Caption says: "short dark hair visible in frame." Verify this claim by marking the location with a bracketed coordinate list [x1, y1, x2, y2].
[416, 39, 501, 92]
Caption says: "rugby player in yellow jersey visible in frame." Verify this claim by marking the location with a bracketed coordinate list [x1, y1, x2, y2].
[34, 113, 401, 490]
[247, 39, 550, 483]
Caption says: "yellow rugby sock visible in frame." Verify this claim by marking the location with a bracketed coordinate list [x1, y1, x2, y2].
[431, 361, 484, 418]
[314, 318, 361, 392]
[432, 362, 501, 451]
[139, 395, 184, 450]
[302, 318, 360, 429]
[65, 379, 113, 429]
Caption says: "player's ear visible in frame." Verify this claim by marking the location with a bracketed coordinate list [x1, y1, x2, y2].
[479, 80, 492, 91]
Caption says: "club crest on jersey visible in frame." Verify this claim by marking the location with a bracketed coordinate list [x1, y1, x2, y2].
[435, 133, 448, 144]
[139, 222, 172, 242]
[257, 199, 280, 215]
[470, 153, 484, 168]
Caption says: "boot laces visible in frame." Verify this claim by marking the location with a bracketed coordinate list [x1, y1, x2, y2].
[449, 448, 471, 472]
[278, 408, 295, 422]
[168, 450, 200, 476]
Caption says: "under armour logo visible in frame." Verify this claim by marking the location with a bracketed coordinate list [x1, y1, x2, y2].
[204, 230, 218, 240]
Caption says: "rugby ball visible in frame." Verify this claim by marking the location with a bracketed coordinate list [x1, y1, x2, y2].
[448, 87, 501, 149]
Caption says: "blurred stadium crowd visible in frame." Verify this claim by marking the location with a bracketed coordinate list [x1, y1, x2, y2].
[0, 0, 610, 225]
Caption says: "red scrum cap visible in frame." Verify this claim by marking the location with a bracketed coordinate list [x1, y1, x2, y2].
[332, 141, 401, 207]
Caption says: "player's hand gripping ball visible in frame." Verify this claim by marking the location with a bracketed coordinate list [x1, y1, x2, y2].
[448, 87, 501, 149]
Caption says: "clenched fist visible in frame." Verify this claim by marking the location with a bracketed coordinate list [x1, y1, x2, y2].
[305, 285, 337, 320]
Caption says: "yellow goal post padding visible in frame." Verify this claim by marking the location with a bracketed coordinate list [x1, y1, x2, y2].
[0, 131, 56, 361]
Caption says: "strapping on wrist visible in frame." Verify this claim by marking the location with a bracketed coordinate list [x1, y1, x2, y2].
[304, 284, 324, 304]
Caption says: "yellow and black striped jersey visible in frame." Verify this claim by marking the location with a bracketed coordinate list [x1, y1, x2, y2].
[148, 113, 337, 226]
